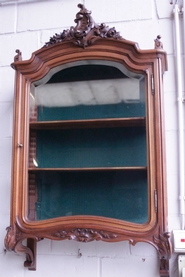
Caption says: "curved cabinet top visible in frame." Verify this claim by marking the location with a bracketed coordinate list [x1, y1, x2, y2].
[11, 3, 167, 79]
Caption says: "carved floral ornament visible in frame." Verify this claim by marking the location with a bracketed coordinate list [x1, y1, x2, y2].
[44, 3, 122, 48]
[13, 3, 164, 63]
[5, 224, 171, 254]
[43, 3, 163, 49]
[52, 228, 118, 242]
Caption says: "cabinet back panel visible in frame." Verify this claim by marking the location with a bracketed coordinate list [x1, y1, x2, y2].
[37, 102, 145, 121]
[35, 170, 148, 223]
[36, 127, 146, 168]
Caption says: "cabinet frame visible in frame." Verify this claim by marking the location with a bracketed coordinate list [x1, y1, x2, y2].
[5, 4, 171, 276]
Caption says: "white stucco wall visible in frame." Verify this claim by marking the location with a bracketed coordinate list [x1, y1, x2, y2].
[0, 0, 182, 276]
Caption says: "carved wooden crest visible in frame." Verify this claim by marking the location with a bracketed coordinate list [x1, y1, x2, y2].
[44, 3, 122, 48]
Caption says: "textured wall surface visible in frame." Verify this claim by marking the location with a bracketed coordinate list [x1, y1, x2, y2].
[0, 0, 182, 276]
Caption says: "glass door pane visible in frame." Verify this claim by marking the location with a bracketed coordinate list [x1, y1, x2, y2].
[28, 61, 148, 224]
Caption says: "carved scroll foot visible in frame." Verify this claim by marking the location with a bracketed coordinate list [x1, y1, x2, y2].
[4, 225, 36, 270]
[25, 238, 37, 270]
[15, 240, 35, 270]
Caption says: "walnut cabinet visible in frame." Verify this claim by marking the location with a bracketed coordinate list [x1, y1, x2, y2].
[5, 4, 172, 276]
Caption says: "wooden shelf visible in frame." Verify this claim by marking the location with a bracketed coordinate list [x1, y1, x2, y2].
[28, 166, 147, 171]
[30, 117, 146, 130]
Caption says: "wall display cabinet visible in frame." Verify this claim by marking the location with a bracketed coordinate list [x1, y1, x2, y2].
[5, 4, 172, 276]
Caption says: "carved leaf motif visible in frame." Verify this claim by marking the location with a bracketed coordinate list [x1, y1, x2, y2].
[5, 225, 36, 262]
[44, 4, 122, 48]
[153, 231, 172, 276]
[53, 228, 118, 242]
[153, 232, 171, 260]
[4, 226, 17, 251]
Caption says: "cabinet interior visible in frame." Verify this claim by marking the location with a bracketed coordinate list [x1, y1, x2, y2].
[29, 61, 148, 224]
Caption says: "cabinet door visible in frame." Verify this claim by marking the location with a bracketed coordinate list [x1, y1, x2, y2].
[29, 61, 148, 224]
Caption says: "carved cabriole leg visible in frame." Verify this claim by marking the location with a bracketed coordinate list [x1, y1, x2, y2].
[153, 232, 172, 277]
[4, 225, 37, 270]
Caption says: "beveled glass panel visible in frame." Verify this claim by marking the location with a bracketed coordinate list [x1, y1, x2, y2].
[28, 60, 148, 224]
[30, 61, 146, 121]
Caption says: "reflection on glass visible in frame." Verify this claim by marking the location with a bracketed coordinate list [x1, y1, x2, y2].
[35, 78, 140, 106]
[30, 61, 145, 121]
